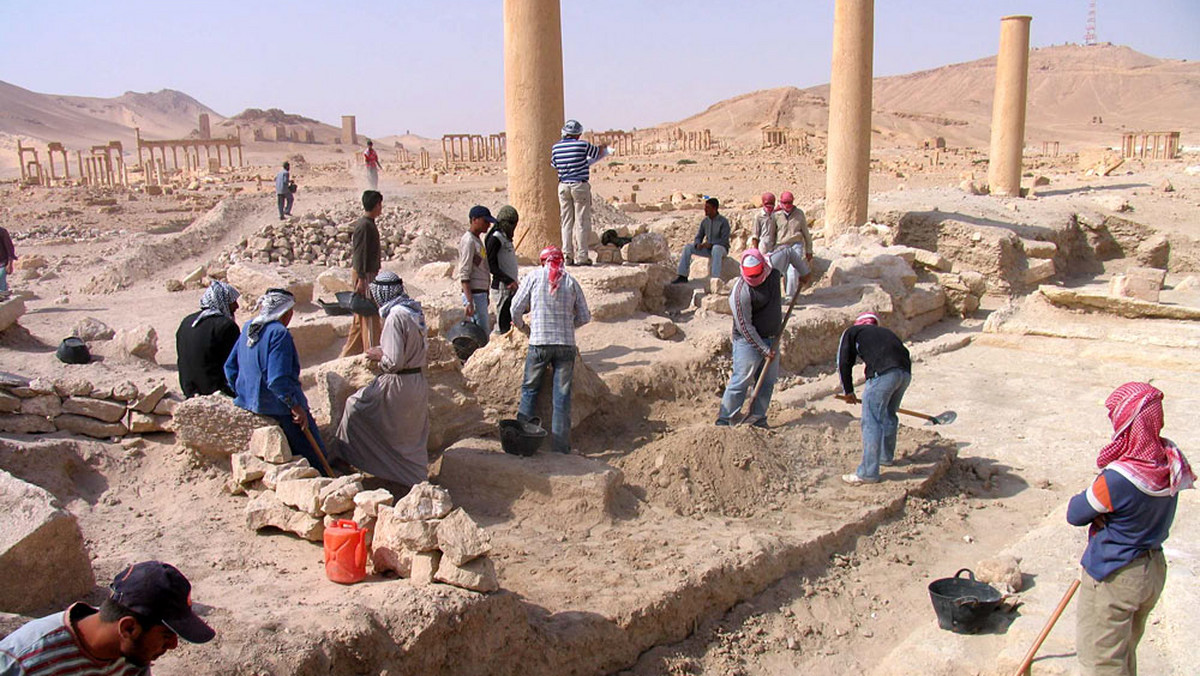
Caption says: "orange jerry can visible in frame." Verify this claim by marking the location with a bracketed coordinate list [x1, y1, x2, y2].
[324, 519, 367, 584]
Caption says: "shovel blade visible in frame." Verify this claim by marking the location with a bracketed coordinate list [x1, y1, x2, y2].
[926, 411, 957, 426]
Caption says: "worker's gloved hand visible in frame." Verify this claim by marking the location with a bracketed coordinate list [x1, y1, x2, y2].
[291, 405, 308, 430]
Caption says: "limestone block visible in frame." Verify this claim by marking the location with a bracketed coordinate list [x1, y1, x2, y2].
[72, 317, 115, 341]
[1021, 240, 1057, 260]
[262, 458, 318, 490]
[132, 384, 169, 414]
[275, 477, 333, 516]
[899, 285, 946, 319]
[410, 550, 441, 585]
[127, 411, 172, 434]
[1022, 259, 1056, 286]
[975, 555, 1023, 594]
[0, 470, 94, 612]
[912, 249, 952, 272]
[352, 488, 395, 518]
[245, 491, 324, 541]
[318, 475, 364, 515]
[1135, 235, 1170, 269]
[415, 261, 455, 282]
[1039, 286, 1200, 320]
[309, 355, 378, 432]
[56, 414, 127, 438]
[226, 262, 313, 306]
[20, 395, 62, 418]
[14, 255, 46, 271]
[644, 316, 678, 340]
[959, 271, 987, 297]
[0, 391, 19, 413]
[0, 414, 56, 434]
[111, 381, 139, 403]
[371, 541, 414, 577]
[434, 556, 499, 593]
[390, 516, 441, 552]
[392, 482, 454, 521]
[114, 325, 158, 362]
[61, 397, 127, 423]
[153, 396, 180, 416]
[594, 244, 623, 265]
[699, 293, 732, 315]
[231, 453, 271, 485]
[1095, 195, 1131, 213]
[437, 508, 492, 566]
[316, 268, 354, 295]
[1110, 267, 1165, 303]
[53, 377, 94, 397]
[249, 426, 293, 463]
[624, 232, 670, 263]
[0, 299, 26, 333]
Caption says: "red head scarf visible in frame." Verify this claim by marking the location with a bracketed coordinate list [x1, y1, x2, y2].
[740, 249, 771, 287]
[540, 245, 565, 293]
[761, 192, 776, 214]
[854, 312, 879, 326]
[1098, 382, 1195, 495]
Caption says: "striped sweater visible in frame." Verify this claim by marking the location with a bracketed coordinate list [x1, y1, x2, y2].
[0, 604, 147, 675]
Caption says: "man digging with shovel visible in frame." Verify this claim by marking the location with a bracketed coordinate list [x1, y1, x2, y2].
[837, 312, 912, 486]
[716, 250, 789, 428]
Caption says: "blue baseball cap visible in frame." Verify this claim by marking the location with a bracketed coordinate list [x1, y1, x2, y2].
[109, 561, 215, 644]
[468, 205, 496, 224]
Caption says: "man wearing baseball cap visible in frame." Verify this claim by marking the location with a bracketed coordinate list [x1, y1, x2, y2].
[0, 561, 214, 673]
[458, 206, 496, 341]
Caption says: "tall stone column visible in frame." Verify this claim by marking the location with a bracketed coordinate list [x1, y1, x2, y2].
[823, 0, 875, 236]
[504, 0, 565, 258]
[987, 15, 1032, 197]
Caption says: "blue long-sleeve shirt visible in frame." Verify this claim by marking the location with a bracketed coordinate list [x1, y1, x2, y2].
[1067, 468, 1178, 582]
[224, 321, 307, 417]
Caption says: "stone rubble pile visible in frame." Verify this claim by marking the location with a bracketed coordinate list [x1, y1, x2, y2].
[230, 428, 498, 593]
[0, 375, 177, 439]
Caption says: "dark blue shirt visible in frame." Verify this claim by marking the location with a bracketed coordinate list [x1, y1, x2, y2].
[224, 321, 306, 417]
[1067, 468, 1178, 582]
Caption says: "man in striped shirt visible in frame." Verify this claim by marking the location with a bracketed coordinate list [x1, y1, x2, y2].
[0, 561, 214, 675]
[550, 119, 608, 266]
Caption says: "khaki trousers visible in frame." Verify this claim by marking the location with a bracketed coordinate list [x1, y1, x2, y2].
[339, 271, 382, 357]
[558, 181, 593, 263]
[1076, 550, 1166, 676]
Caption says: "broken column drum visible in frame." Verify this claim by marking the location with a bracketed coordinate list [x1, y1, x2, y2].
[824, 0, 875, 236]
[987, 15, 1032, 197]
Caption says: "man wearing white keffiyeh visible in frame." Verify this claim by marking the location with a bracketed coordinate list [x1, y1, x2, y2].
[329, 271, 430, 487]
[225, 289, 330, 475]
[176, 281, 242, 398]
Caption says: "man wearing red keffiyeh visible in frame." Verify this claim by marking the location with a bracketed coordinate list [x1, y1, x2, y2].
[1067, 382, 1194, 675]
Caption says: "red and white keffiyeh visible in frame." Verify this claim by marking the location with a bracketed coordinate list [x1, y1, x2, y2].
[540, 246, 565, 293]
[1098, 382, 1195, 496]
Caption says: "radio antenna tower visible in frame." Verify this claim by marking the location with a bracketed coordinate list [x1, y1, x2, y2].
[1085, 0, 1097, 45]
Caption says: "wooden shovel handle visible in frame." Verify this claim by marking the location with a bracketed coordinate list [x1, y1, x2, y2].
[835, 394, 936, 423]
[1011, 578, 1080, 676]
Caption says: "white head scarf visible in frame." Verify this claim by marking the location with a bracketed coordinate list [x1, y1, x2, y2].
[192, 281, 240, 328]
[246, 288, 295, 346]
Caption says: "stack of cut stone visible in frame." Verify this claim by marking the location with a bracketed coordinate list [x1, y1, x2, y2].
[371, 482, 499, 593]
[221, 212, 416, 267]
[0, 375, 176, 438]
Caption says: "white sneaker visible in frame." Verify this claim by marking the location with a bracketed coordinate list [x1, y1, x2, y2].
[842, 473, 879, 486]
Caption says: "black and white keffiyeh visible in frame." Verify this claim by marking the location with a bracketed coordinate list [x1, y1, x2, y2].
[192, 281, 241, 328]
[246, 288, 295, 346]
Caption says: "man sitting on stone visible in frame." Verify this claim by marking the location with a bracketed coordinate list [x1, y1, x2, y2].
[776, 191, 813, 297]
[749, 192, 778, 253]
[225, 288, 329, 474]
[0, 561, 215, 673]
[176, 280, 241, 398]
[673, 197, 730, 284]
[330, 272, 430, 489]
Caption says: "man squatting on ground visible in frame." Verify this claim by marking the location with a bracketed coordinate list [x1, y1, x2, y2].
[674, 197, 730, 284]
[511, 246, 592, 454]
[340, 190, 384, 357]
[274, 161, 293, 220]
[1067, 382, 1194, 676]
[225, 288, 330, 475]
[837, 312, 912, 486]
[0, 561, 215, 674]
[458, 205, 495, 340]
[551, 119, 608, 266]
[486, 205, 520, 334]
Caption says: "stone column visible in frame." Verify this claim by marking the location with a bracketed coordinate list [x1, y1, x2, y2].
[987, 15, 1032, 196]
[504, 0, 565, 258]
[824, 0, 875, 235]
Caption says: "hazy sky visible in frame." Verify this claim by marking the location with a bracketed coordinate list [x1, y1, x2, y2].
[2, 1, 1197, 138]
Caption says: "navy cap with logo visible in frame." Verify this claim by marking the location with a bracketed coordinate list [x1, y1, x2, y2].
[468, 205, 496, 224]
[109, 561, 215, 644]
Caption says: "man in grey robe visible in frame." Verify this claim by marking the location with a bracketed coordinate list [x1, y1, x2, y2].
[329, 271, 430, 487]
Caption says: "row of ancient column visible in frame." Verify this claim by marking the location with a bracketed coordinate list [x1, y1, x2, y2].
[138, 142, 244, 173]
[1121, 132, 1181, 160]
[441, 134, 506, 165]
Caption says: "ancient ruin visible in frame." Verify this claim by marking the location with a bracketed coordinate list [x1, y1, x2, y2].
[987, 15, 1033, 197]
[135, 127, 244, 174]
[1121, 131, 1181, 159]
[440, 133, 506, 165]
[824, 0, 875, 235]
[341, 115, 358, 145]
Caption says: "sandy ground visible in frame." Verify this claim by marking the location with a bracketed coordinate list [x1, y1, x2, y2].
[1, 143, 1198, 675]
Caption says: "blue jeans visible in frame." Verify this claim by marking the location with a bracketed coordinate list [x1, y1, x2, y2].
[517, 345, 576, 453]
[0, 266, 7, 293]
[677, 243, 728, 279]
[857, 368, 912, 481]
[277, 192, 293, 218]
[464, 291, 490, 341]
[267, 411, 330, 477]
[716, 334, 778, 425]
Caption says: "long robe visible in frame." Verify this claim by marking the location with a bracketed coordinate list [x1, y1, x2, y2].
[330, 305, 429, 486]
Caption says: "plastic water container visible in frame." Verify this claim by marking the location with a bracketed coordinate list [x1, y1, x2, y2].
[323, 519, 367, 584]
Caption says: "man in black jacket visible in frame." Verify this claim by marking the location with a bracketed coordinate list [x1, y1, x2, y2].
[177, 281, 241, 397]
[837, 312, 912, 485]
[486, 205, 520, 334]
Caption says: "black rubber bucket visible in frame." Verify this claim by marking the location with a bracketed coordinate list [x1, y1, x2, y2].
[928, 568, 1003, 634]
[499, 418, 546, 457]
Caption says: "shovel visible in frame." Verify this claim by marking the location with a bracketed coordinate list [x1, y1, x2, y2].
[733, 283, 803, 426]
[835, 394, 957, 425]
[1011, 579, 1080, 676]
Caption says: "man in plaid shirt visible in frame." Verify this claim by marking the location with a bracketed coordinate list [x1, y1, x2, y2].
[510, 246, 591, 454]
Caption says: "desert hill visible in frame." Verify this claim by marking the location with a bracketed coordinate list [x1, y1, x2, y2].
[664, 44, 1200, 149]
